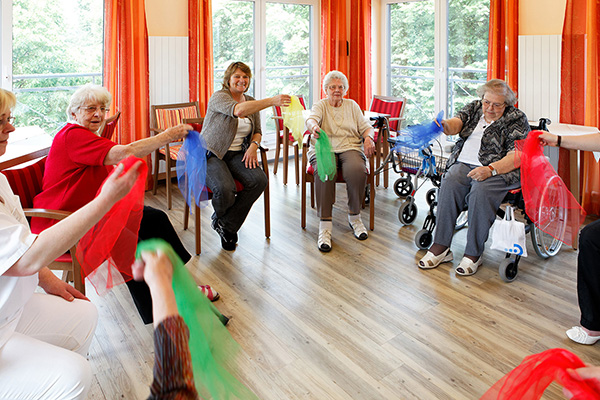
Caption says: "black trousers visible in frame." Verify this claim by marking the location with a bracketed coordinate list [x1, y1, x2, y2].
[126, 206, 192, 324]
[578, 219, 600, 330]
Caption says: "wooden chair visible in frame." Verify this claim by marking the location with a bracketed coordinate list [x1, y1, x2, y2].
[99, 111, 121, 140]
[151, 102, 201, 210]
[181, 118, 271, 255]
[1, 158, 85, 294]
[369, 95, 406, 188]
[271, 95, 309, 186]
[300, 133, 375, 231]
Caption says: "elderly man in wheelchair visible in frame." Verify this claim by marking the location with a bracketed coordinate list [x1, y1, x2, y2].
[417, 79, 531, 276]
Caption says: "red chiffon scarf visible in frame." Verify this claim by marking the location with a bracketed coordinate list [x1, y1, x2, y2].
[515, 130, 586, 247]
[76, 156, 147, 294]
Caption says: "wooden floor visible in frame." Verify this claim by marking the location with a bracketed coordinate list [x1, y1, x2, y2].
[87, 160, 600, 400]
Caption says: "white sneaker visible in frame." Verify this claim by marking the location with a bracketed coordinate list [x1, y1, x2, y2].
[349, 219, 368, 240]
[318, 229, 332, 252]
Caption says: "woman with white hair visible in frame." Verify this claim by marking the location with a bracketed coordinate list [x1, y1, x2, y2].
[305, 70, 375, 252]
[418, 79, 530, 275]
[0, 88, 140, 399]
[31, 84, 220, 324]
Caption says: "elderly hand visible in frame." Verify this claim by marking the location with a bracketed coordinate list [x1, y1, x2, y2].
[272, 94, 292, 108]
[539, 132, 559, 147]
[38, 267, 89, 302]
[164, 123, 192, 142]
[132, 250, 174, 289]
[242, 144, 260, 169]
[562, 366, 600, 399]
[363, 136, 375, 158]
[99, 160, 142, 205]
[467, 165, 493, 182]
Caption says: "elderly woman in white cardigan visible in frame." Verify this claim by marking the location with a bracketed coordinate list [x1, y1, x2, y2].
[201, 61, 291, 251]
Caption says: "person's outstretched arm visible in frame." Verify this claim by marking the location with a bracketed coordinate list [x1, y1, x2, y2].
[133, 250, 198, 400]
[5, 161, 142, 277]
[539, 132, 600, 152]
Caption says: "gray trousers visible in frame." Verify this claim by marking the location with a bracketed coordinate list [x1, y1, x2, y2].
[434, 162, 520, 257]
[310, 150, 367, 220]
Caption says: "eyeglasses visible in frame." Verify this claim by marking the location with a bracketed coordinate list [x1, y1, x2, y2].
[0, 116, 15, 127]
[327, 85, 345, 91]
[80, 106, 109, 114]
[482, 99, 506, 109]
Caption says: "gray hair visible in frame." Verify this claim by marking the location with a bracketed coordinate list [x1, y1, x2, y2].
[322, 70, 349, 94]
[476, 79, 517, 107]
[66, 83, 112, 121]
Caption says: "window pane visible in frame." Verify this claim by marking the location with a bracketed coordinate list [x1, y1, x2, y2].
[388, 0, 435, 127]
[12, 0, 103, 134]
[212, 0, 255, 96]
[265, 2, 312, 133]
[448, 0, 489, 116]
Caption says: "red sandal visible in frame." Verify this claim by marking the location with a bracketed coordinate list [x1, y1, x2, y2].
[199, 285, 220, 302]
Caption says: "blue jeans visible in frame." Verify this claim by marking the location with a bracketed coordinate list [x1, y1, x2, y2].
[206, 150, 267, 233]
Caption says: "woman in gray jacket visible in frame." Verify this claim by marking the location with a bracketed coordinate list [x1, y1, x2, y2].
[201, 62, 291, 250]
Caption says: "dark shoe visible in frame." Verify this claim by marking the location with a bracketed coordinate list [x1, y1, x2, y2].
[212, 219, 236, 251]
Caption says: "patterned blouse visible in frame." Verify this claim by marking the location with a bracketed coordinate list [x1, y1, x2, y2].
[148, 315, 198, 400]
[447, 99, 530, 185]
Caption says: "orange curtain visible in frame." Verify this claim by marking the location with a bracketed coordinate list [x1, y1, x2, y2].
[487, 0, 519, 96]
[189, 0, 214, 115]
[347, 0, 371, 110]
[320, 0, 348, 99]
[560, 0, 600, 215]
[103, 0, 151, 186]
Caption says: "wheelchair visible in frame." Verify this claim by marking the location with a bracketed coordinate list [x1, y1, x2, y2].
[413, 118, 566, 282]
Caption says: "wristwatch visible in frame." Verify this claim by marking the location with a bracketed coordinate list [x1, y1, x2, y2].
[251, 140, 261, 148]
[488, 164, 498, 176]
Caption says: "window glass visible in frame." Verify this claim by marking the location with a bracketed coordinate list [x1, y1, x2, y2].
[12, 0, 103, 134]
[447, 0, 490, 116]
[388, 0, 435, 127]
[212, 0, 255, 96]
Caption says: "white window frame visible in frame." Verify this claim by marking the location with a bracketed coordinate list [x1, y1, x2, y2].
[1, 1, 13, 90]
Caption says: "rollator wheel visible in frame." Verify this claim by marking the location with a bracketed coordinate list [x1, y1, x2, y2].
[414, 229, 433, 250]
[394, 177, 412, 198]
[530, 175, 566, 258]
[425, 188, 437, 206]
[455, 210, 468, 230]
[499, 258, 518, 282]
[398, 200, 418, 225]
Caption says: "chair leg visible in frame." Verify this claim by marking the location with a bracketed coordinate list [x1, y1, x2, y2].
[195, 204, 201, 255]
[294, 143, 300, 185]
[310, 182, 315, 209]
[273, 135, 281, 175]
[184, 202, 189, 230]
[301, 172, 307, 229]
[369, 157, 375, 231]
[153, 153, 160, 195]
[282, 135, 289, 186]
[166, 157, 172, 210]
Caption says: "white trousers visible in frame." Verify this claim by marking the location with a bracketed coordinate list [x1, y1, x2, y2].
[0, 293, 98, 400]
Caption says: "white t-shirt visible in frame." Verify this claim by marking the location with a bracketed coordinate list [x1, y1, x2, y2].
[457, 115, 492, 166]
[228, 117, 253, 151]
[0, 174, 38, 348]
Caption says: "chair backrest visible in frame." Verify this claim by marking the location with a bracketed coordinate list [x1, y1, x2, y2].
[369, 95, 406, 132]
[151, 102, 201, 132]
[182, 117, 204, 133]
[273, 95, 306, 132]
[1, 157, 46, 209]
[100, 111, 121, 139]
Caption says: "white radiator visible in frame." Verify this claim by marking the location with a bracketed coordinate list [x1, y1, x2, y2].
[148, 36, 189, 105]
[518, 34, 562, 169]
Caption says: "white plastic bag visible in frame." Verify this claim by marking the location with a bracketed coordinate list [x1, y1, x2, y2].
[490, 206, 528, 257]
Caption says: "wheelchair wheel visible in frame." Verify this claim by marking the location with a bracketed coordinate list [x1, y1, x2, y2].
[530, 175, 567, 258]
[394, 177, 412, 198]
[499, 258, 519, 282]
[398, 200, 418, 225]
[455, 210, 468, 230]
[414, 229, 433, 249]
[425, 188, 437, 206]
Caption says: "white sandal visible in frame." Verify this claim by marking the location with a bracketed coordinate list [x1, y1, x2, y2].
[455, 256, 483, 276]
[418, 248, 453, 269]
